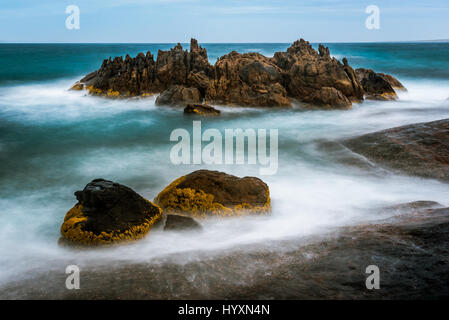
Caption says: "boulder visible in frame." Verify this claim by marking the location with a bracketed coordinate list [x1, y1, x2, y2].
[184, 104, 220, 115]
[155, 85, 202, 106]
[154, 170, 270, 217]
[342, 118, 449, 181]
[164, 214, 202, 231]
[355, 68, 398, 100]
[60, 179, 162, 245]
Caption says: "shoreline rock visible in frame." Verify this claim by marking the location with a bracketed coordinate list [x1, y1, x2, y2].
[342, 118, 449, 181]
[154, 170, 271, 217]
[5, 202, 449, 299]
[72, 38, 405, 109]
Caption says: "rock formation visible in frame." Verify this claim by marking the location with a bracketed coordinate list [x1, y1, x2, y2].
[154, 170, 271, 217]
[73, 38, 405, 109]
[342, 118, 449, 181]
[60, 179, 162, 245]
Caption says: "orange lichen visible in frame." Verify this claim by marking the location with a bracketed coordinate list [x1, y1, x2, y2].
[60, 202, 162, 246]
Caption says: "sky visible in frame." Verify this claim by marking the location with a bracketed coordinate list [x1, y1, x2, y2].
[1, 0, 449, 43]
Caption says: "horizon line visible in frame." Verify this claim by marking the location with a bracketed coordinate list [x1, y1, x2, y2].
[1, 39, 449, 45]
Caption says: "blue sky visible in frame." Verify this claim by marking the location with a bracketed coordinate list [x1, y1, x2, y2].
[1, 0, 449, 43]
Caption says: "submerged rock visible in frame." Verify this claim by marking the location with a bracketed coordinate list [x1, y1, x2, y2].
[342, 118, 449, 181]
[60, 179, 162, 245]
[154, 170, 270, 217]
[164, 214, 202, 231]
[184, 103, 220, 115]
[355, 68, 398, 100]
[72, 37, 404, 109]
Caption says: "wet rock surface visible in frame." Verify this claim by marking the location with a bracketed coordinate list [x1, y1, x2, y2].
[3, 203, 449, 299]
[355, 68, 398, 100]
[164, 214, 202, 231]
[184, 103, 220, 115]
[73, 38, 404, 109]
[154, 170, 271, 217]
[60, 179, 162, 245]
[342, 118, 449, 181]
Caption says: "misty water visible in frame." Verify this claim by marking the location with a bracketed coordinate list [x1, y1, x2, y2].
[0, 43, 449, 289]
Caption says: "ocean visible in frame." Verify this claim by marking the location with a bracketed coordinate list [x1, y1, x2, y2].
[1, 42, 449, 292]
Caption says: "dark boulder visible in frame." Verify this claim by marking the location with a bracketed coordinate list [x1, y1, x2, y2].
[60, 179, 162, 245]
[154, 170, 271, 217]
[342, 118, 449, 181]
[164, 214, 202, 231]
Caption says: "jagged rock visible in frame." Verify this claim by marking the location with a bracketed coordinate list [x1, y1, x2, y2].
[342, 118, 449, 181]
[155, 85, 202, 106]
[206, 52, 291, 107]
[271, 39, 364, 108]
[164, 214, 202, 231]
[355, 68, 398, 100]
[184, 104, 220, 115]
[154, 170, 270, 217]
[60, 179, 162, 245]
[73, 37, 405, 109]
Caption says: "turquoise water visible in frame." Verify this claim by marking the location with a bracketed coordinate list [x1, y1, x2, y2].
[0, 43, 449, 289]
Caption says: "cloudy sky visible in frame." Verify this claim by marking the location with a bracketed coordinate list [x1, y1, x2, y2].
[1, 0, 449, 43]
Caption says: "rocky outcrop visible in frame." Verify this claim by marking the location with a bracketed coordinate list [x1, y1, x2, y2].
[184, 103, 220, 115]
[342, 118, 449, 181]
[271, 41, 364, 109]
[76, 39, 213, 98]
[355, 68, 398, 100]
[154, 170, 270, 217]
[60, 179, 162, 245]
[164, 214, 202, 231]
[73, 38, 405, 109]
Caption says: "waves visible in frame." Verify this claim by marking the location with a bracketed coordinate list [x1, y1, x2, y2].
[1, 42, 449, 289]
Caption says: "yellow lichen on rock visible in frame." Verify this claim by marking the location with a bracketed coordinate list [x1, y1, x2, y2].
[106, 89, 120, 98]
[86, 85, 103, 95]
[154, 171, 271, 218]
[60, 202, 162, 246]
